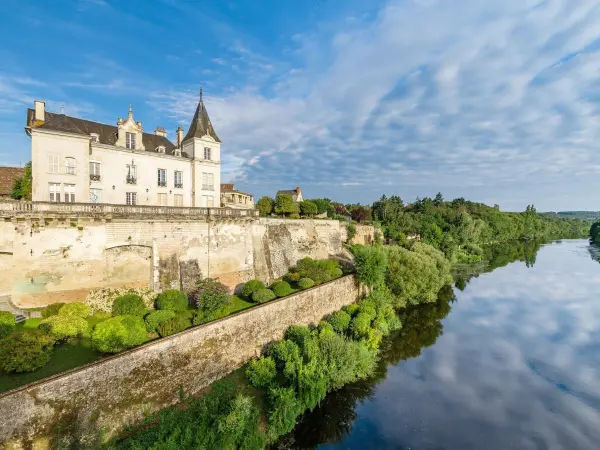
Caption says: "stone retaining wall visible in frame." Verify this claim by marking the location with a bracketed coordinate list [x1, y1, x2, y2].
[0, 275, 360, 449]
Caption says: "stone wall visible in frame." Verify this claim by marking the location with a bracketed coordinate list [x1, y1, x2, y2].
[0, 217, 347, 308]
[0, 275, 360, 449]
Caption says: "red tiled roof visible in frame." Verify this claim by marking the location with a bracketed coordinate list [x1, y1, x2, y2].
[0, 166, 25, 196]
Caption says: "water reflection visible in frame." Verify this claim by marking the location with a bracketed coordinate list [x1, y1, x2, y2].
[284, 240, 600, 450]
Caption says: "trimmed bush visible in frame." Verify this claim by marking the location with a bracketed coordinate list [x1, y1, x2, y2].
[343, 304, 360, 317]
[285, 272, 301, 282]
[155, 290, 188, 312]
[41, 302, 65, 319]
[39, 315, 88, 341]
[0, 311, 16, 339]
[246, 356, 277, 388]
[297, 278, 315, 289]
[272, 281, 293, 298]
[0, 331, 55, 373]
[58, 302, 91, 318]
[252, 288, 276, 304]
[192, 278, 232, 316]
[332, 268, 343, 278]
[85, 287, 155, 313]
[327, 310, 351, 334]
[144, 310, 176, 333]
[112, 294, 147, 317]
[242, 280, 265, 298]
[156, 315, 190, 337]
[91, 315, 147, 353]
[317, 320, 335, 336]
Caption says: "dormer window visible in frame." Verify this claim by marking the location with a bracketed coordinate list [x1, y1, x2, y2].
[90, 133, 99, 143]
[174, 148, 182, 157]
[126, 132, 136, 149]
[157, 146, 166, 154]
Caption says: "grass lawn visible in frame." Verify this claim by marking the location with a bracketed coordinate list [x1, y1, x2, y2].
[227, 295, 256, 314]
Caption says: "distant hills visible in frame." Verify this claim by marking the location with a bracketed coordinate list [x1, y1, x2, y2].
[545, 211, 600, 221]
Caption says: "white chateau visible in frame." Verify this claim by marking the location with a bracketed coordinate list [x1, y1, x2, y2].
[25, 91, 222, 207]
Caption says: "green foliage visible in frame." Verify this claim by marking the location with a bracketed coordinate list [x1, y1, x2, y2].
[39, 315, 88, 341]
[307, 198, 334, 216]
[350, 312, 373, 340]
[269, 339, 301, 369]
[144, 310, 176, 333]
[246, 356, 277, 388]
[112, 294, 147, 317]
[591, 220, 600, 245]
[346, 222, 357, 242]
[327, 310, 351, 333]
[271, 281, 293, 298]
[343, 303, 360, 317]
[58, 302, 91, 318]
[156, 314, 191, 337]
[0, 311, 16, 339]
[10, 161, 32, 200]
[155, 289, 188, 312]
[268, 387, 303, 439]
[242, 279, 265, 298]
[352, 245, 388, 287]
[297, 278, 315, 289]
[274, 193, 295, 216]
[300, 200, 318, 216]
[192, 278, 232, 316]
[292, 257, 341, 285]
[252, 288, 276, 304]
[257, 196, 274, 217]
[41, 302, 65, 319]
[91, 315, 147, 353]
[285, 325, 312, 355]
[0, 331, 55, 373]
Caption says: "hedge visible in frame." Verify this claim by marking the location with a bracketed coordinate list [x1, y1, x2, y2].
[112, 294, 148, 317]
[91, 315, 148, 353]
[58, 302, 91, 318]
[155, 290, 188, 312]
[0, 331, 55, 373]
[144, 310, 176, 333]
[39, 315, 88, 341]
[252, 288, 276, 304]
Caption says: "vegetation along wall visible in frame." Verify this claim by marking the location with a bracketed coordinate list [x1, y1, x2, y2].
[0, 216, 353, 308]
[0, 275, 360, 448]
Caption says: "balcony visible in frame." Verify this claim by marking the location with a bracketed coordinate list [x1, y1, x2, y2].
[202, 185, 215, 191]
[174, 183, 183, 189]
[158, 181, 167, 187]
[126, 176, 137, 185]
[90, 174, 101, 182]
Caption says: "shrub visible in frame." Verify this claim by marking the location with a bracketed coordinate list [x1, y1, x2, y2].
[242, 280, 265, 298]
[285, 272, 301, 283]
[294, 257, 340, 285]
[300, 200, 318, 216]
[85, 287, 155, 313]
[327, 310, 351, 334]
[0, 331, 55, 373]
[144, 310, 176, 333]
[155, 290, 188, 312]
[92, 311, 112, 320]
[257, 196, 274, 217]
[268, 339, 301, 368]
[352, 245, 388, 287]
[346, 222, 357, 242]
[350, 313, 373, 340]
[246, 356, 277, 388]
[332, 268, 343, 278]
[112, 294, 147, 317]
[192, 278, 232, 316]
[58, 302, 91, 318]
[252, 288, 276, 304]
[268, 387, 303, 439]
[0, 311, 16, 339]
[91, 315, 147, 353]
[297, 278, 315, 289]
[343, 304, 360, 317]
[41, 302, 65, 319]
[285, 325, 312, 356]
[274, 193, 295, 216]
[271, 281, 293, 298]
[156, 315, 190, 337]
[318, 320, 335, 336]
[39, 315, 88, 341]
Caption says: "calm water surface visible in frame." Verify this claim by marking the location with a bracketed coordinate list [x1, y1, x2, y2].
[287, 240, 600, 450]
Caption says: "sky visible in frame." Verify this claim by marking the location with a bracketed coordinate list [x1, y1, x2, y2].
[1, 0, 600, 211]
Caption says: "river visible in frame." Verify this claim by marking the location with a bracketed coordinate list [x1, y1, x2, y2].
[283, 239, 600, 449]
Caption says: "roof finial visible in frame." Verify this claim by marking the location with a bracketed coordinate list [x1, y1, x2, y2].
[60, 104, 65, 115]
[128, 104, 133, 118]
[200, 87, 203, 102]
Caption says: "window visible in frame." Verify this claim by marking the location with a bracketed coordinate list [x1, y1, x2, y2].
[47, 155, 59, 173]
[49, 183, 60, 202]
[202, 172, 214, 190]
[89, 188, 102, 204]
[65, 157, 76, 175]
[157, 146, 165, 154]
[174, 194, 183, 207]
[157, 193, 168, 206]
[126, 192, 137, 205]
[174, 170, 183, 188]
[157, 168, 167, 187]
[126, 132, 136, 149]
[89, 162, 101, 181]
[90, 133, 99, 143]
[174, 148, 181, 157]
[64, 184, 75, 203]
[204, 147, 211, 160]
[126, 164, 137, 184]
[207, 195, 214, 207]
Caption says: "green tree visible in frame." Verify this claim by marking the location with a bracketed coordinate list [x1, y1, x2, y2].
[257, 196, 274, 217]
[351, 245, 388, 288]
[10, 162, 32, 200]
[300, 200, 318, 217]
[274, 193, 295, 217]
[433, 192, 444, 206]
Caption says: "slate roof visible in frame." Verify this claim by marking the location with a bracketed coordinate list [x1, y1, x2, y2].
[221, 184, 253, 197]
[26, 109, 188, 158]
[0, 166, 25, 196]
[182, 97, 221, 144]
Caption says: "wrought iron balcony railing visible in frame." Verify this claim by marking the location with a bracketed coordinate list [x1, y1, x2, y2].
[90, 174, 101, 182]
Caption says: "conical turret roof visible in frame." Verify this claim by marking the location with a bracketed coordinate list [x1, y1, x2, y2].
[182, 89, 221, 143]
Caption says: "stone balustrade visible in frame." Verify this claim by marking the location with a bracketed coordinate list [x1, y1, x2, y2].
[0, 200, 259, 220]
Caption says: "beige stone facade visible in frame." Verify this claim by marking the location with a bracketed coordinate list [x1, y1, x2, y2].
[220, 183, 254, 209]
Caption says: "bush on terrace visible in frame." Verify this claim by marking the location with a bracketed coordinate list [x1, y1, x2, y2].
[271, 281, 293, 298]
[91, 315, 147, 353]
[242, 280, 265, 298]
[0, 311, 16, 339]
[144, 310, 176, 333]
[41, 302, 65, 319]
[0, 331, 55, 373]
[252, 288, 276, 304]
[297, 278, 315, 289]
[112, 294, 148, 317]
[155, 290, 188, 312]
[39, 315, 88, 341]
[58, 302, 91, 318]
[191, 278, 232, 317]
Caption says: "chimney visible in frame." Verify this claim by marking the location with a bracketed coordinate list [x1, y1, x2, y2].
[295, 186, 301, 195]
[176, 125, 184, 148]
[34, 100, 45, 123]
[155, 126, 167, 137]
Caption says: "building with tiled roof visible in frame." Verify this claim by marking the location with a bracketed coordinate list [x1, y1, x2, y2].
[220, 183, 254, 209]
[276, 187, 303, 202]
[25, 89, 222, 207]
[0, 166, 25, 199]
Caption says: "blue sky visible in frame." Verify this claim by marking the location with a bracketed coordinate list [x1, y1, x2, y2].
[1, 0, 600, 211]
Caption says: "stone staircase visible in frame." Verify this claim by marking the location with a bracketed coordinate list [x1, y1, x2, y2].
[0, 294, 27, 323]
